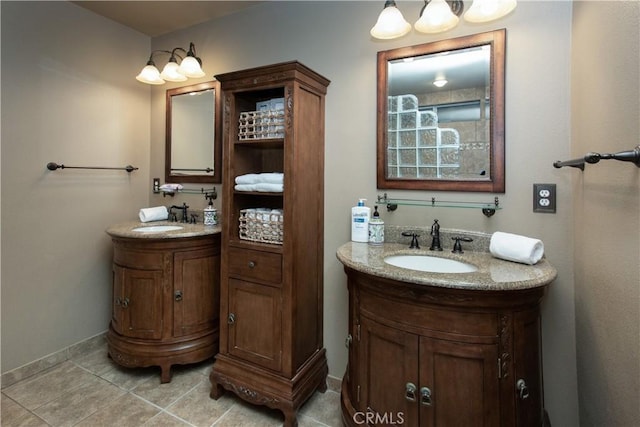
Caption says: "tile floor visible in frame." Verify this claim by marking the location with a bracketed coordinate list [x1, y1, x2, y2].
[1, 340, 342, 427]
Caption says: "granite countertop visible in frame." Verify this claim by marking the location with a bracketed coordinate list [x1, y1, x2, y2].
[336, 241, 557, 291]
[106, 221, 221, 239]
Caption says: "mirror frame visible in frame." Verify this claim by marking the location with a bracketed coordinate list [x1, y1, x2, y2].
[376, 29, 505, 193]
[165, 80, 222, 184]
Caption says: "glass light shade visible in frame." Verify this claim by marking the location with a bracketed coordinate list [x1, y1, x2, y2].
[415, 0, 460, 34]
[464, 0, 517, 23]
[370, 5, 412, 39]
[160, 61, 187, 82]
[433, 78, 448, 87]
[135, 64, 165, 85]
[178, 56, 206, 78]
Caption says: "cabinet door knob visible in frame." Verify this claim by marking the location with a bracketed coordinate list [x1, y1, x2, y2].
[420, 386, 432, 406]
[174, 290, 183, 301]
[516, 379, 529, 399]
[405, 382, 417, 402]
[248, 261, 256, 268]
[121, 297, 129, 308]
[228, 313, 235, 324]
[115, 297, 121, 306]
[345, 334, 353, 348]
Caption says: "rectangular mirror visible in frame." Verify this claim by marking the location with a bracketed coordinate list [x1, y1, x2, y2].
[165, 81, 222, 183]
[377, 29, 505, 193]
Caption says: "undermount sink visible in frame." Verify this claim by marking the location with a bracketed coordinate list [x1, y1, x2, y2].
[132, 225, 184, 233]
[384, 255, 478, 273]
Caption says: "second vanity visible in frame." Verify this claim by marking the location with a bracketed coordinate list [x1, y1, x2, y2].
[337, 227, 557, 427]
[105, 221, 221, 383]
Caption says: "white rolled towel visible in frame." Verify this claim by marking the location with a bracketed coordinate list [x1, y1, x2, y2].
[489, 231, 544, 265]
[259, 172, 284, 184]
[234, 184, 257, 192]
[139, 206, 169, 223]
[254, 183, 283, 192]
[235, 174, 261, 185]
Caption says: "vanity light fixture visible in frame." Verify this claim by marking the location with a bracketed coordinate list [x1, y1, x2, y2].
[371, 0, 516, 39]
[136, 42, 205, 85]
[433, 78, 448, 87]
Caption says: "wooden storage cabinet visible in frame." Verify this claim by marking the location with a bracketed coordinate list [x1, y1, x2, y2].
[107, 234, 220, 383]
[210, 62, 330, 427]
[342, 268, 547, 427]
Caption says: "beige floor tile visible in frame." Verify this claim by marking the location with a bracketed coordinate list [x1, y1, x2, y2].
[99, 364, 158, 391]
[3, 361, 97, 410]
[71, 348, 116, 376]
[74, 393, 160, 426]
[166, 380, 236, 427]
[132, 368, 204, 408]
[33, 376, 125, 427]
[213, 399, 283, 426]
[1, 393, 48, 427]
[141, 411, 193, 426]
[299, 390, 342, 427]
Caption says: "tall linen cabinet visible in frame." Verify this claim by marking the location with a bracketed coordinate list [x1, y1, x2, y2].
[209, 62, 330, 427]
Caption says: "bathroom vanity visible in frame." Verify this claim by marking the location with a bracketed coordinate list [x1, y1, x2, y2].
[105, 222, 221, 383]
[337, 233, 556, 427]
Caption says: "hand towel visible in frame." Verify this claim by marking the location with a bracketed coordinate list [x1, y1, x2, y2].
[258, 172, 284, 184]
[254, 183, 284, 192]
[235, 174, 261, 185]
[159, 183, 183, 192]
[139, 206, 169, 223]
[490, 231, 544, 265]
[234, 184, 257, 192]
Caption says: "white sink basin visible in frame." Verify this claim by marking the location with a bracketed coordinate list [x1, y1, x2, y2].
[384, 255, 478, 273]
[132, 225, 184, 233]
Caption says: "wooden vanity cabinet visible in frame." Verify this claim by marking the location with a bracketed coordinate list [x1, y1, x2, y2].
[107, 234, 220, 383]
[209, 62, 330, 427]
[342, 268, 547, 427]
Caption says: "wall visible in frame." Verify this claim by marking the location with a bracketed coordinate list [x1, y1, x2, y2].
[1, 2, 150, 374]
[571, 2, 640, 425]
[148, 2, 578, 425]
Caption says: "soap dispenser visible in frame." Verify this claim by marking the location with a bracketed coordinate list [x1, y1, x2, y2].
[368, 205, 384, 245]
[203, 195, 218, 226]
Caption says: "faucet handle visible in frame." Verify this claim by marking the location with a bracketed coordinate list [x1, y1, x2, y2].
[451, 236, 473, 254]
[402, 231, 421, 249]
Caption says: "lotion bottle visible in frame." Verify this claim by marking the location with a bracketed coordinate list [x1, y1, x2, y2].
[351, 199, 371, 242]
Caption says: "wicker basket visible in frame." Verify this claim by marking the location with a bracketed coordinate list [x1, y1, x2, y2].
[239, 208, 284, 245]
[238, 110, 285, 140]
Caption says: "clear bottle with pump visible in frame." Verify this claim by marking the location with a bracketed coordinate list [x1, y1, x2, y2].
[351, 199, 371, 242]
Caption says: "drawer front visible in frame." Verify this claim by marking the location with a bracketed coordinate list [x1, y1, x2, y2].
[114, 247, 163, 270]
[228, 247, 282, 285]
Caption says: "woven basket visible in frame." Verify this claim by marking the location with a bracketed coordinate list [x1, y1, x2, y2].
[239, 208, 283, 245]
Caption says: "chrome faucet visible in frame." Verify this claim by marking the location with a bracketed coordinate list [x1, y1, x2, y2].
[429, 219, 443, 251]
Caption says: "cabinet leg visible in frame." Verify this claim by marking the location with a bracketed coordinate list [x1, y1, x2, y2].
[282, 408, 298, 427]
[159, 365, 172, 383]
[316, 379, 328, 393]
[209, 376, 224, 399]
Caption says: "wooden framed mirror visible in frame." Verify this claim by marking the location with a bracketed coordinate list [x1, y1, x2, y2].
[377, 29, 505, 193]
[165, 81, 222, 183]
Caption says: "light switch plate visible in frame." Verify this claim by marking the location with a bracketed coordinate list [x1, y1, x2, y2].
[533, 183, 556, 213]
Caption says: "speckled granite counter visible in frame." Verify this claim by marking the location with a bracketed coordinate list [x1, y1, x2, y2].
[336, 228, 557, 291]
[106, 221, 221, 239]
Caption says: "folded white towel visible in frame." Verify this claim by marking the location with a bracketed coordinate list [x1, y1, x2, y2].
[234, 184, 257, 192]
[254, 183, 283, 192]
[139, 206, 169, 223]
[490, 231, 544, 265]
[235, 174, 261, 185]
[259, 172, 284, 184]
[159, 183, 183, 192]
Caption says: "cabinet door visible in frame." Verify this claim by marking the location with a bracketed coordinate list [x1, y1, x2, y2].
[359, 315, 419, 426]
[173, 249, 220, 337]
[419, 337, 500, 427]
[513, 309, 544, 427]
[112, 265, 163, 340]
[227, 278, 282, 371]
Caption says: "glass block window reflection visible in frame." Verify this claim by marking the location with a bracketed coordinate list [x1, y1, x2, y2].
[387, 94, 460, 179]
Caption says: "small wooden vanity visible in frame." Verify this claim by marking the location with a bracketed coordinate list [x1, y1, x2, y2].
[105, 222, 221, 383]
[337, 238, 557, 427]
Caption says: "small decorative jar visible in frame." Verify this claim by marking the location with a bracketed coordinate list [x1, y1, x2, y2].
[368, 218, 384, 245]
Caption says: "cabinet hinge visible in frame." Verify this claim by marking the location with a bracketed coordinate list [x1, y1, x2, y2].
[498, 357, 502, 379]
[357, 385, 361, 403]
[356, 324, 361, 342]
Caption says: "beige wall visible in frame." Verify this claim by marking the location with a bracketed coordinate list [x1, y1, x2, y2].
[3, 1, 616, 425]
[147, 2, 578, 424]
[571, 2, 640, 425]
[1, 2, 150, 373]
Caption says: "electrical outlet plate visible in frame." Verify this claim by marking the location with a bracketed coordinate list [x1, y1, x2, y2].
[533, 183, 556, 213]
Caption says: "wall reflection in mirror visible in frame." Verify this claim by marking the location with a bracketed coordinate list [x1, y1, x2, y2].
[377, 29, 505, 192]
[166, 81, 222, 183]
